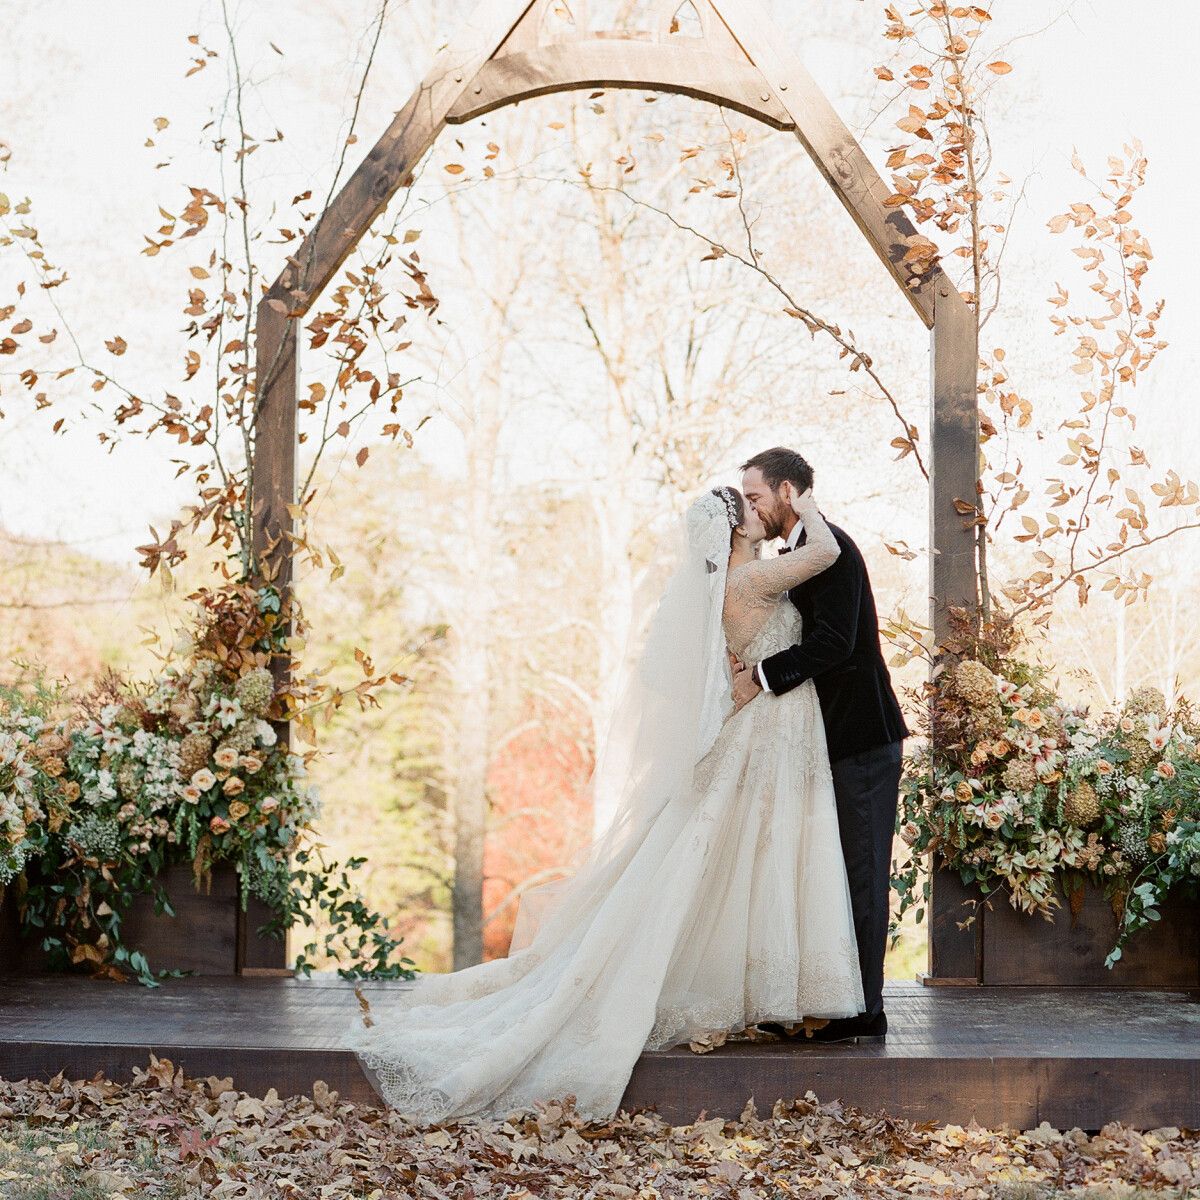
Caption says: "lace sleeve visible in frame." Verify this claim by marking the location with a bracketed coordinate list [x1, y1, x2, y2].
[734, 495, 840, 600]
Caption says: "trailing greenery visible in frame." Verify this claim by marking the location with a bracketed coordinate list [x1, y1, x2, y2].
[892, 618, 1200, 966]
[0, 584, 415, 987]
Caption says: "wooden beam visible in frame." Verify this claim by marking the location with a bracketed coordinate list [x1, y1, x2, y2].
[247, 302, 300, 976]
[251, 300, 299, 606]
[928, 286, 979, 648]
[448, 41, 795, 130]
[264, 0, 538, 313]
[927, 285, 981, 983]
[706, 0, 942, 327]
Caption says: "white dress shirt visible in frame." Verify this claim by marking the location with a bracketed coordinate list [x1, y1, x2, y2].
[755, 517, 804, 693]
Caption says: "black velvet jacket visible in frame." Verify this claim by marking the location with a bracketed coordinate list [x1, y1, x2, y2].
[758, 519, 910, 764]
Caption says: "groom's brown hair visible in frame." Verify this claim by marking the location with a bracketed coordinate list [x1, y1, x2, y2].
[741, 447, 814, 493]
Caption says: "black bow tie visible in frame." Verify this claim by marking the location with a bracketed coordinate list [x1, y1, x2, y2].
[777, 545, 792, 555]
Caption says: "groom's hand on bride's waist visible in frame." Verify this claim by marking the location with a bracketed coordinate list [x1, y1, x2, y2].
[732, 660, 762, 711]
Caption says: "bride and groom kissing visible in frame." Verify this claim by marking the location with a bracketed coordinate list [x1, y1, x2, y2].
[345, 446, 910, 1124]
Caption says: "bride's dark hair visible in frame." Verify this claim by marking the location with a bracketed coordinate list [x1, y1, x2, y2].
[711, 486, 746, 543]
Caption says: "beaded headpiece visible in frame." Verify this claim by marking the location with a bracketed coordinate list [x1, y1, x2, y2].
[716, 486, 740, 529]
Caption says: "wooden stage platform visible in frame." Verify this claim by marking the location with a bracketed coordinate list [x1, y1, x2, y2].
[1, 976, 1197, 1130]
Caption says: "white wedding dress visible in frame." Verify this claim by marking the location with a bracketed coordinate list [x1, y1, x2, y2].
[343, 492, 864, 1124]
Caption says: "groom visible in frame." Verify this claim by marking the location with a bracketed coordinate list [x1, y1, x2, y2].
[733, 447, 909, 1042]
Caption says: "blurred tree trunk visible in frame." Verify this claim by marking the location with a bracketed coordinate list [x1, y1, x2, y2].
[448, 386, 501, 967]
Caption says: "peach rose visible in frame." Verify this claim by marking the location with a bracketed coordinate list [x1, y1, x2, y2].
[222, 775, 246, 797]
[1156, 761, 1177, 780]
[209, 815, 231, 835]
[228, 799, 250, 822]
[214, 746, 240, 770]
[955, 781, 974, 803]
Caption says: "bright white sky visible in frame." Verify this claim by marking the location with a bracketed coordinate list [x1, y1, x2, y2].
[2, 0, 1198, 573]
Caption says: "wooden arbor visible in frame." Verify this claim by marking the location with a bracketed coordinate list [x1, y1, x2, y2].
[252, 0, 980, 978]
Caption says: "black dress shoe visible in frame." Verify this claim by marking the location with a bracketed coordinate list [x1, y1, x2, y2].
[756, 1012, 887, 1043]
[805, 1012, 887, 1043]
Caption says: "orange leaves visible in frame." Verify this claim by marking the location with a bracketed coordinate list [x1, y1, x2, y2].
[896, 105, 930, 137]
[1152, 470, 1200, 509]
[105, 336, 127, 356]
[986, 61, 1012, 74]
[183, 350, 201, 380]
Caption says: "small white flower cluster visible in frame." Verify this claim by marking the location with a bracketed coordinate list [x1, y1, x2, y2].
[0, 712, 44, 884]
[130, 728, 183, 814]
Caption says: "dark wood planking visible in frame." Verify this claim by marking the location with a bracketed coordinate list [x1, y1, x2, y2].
[121, 864, 239, 976]
[982, 883, 1200, 988]
[237, 892, 290, 975]
[2, 864, 287, 978]
[446, 42, 795, 129]
[624, 1050, 1200, 1129]
[927, 867, 983, 985]
[2, 865, 241, 978]
[2, 978, 1199, 1128]
[3, 1041, 369, 1108]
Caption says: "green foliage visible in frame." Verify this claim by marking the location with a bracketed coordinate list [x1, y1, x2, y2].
[0, 584, 416, 986]
[891, 623, 1200, 966]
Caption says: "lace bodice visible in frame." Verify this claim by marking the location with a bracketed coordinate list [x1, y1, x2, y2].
[734, 598, 803, 664]
[722, 494, 840, 660]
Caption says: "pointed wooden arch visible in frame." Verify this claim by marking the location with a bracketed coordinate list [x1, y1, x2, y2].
[251, 0, 980, 978]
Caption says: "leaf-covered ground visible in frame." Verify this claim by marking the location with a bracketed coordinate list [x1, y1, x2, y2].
[0, 1058, 1196, 1198]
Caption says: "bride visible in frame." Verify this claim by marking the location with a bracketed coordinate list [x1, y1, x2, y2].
[343, 482, 864, 1123]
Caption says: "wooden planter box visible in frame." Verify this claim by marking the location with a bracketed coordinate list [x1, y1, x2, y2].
[928, 867, 1200, 988]
[0, 863, 288, 978]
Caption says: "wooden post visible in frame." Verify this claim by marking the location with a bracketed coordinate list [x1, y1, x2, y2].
[242, 299, 299, 975]
[926, 285, 982, 983]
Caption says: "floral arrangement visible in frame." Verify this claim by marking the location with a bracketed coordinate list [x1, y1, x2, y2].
[1, 584, 415, 986]
[893, 622, 1200, 967]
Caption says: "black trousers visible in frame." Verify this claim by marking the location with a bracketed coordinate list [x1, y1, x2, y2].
[829, 740, 904, 1019]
